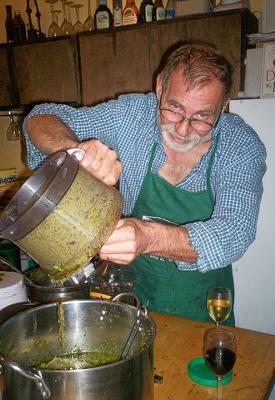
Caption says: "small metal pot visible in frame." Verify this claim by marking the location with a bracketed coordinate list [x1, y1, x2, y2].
[0, 299, 156, 400]
[24, 267, 91, 303]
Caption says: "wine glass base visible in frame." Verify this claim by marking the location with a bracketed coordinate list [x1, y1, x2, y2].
[188, 357, 233, 387]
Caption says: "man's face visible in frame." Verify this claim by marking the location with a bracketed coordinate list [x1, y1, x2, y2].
[156, 68, 226, 153]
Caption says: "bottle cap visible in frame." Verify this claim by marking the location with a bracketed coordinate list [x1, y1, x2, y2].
[187, 357, 233, 387]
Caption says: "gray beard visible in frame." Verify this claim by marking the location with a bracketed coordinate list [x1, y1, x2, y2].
[158, 118, 212, 153]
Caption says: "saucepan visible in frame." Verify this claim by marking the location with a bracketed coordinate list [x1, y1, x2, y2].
[0, 299, 155, 400]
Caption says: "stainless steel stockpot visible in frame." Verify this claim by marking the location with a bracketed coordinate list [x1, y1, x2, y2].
[0, 299, 155, 400]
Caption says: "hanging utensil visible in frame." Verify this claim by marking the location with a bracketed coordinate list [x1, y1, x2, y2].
[119, 304, 148, 361]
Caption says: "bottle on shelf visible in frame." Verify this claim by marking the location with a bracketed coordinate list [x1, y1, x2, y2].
[5, 5, 14, 43]
[139, 0, 154, 23]
[165, 0, 176, 19]
[113, 0, 122, 27]
[13, 11, 27, 43]
[94, 0, 113, 30]
[122, 0, 139, 25]
[152, 0, 166, 21]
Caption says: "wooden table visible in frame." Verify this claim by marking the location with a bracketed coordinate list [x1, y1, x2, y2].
[151, 312, 275, 400]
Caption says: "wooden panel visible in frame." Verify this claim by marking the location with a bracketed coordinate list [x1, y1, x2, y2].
[12, 38, 80, 105]
[149, 13, 244, 98]
[80, 28, 152, 105]
[0, 47, 15, 107]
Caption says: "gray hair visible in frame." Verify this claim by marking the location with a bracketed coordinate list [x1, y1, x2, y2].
[159, 42, 233, 100]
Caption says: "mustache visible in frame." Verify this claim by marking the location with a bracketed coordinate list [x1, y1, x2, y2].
[157, 116, 212, 153]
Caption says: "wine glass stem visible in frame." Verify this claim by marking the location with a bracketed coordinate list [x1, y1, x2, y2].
[216, 321, 219, 329]
[217, 376, 223, 400]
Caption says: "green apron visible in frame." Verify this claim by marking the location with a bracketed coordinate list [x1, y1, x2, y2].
[129, 135, 235, 325]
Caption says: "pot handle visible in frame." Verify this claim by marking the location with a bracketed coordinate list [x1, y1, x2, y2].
[0, 301, 39, 325]
[0, 355, 51, 399]
[112, 292, 140, 308]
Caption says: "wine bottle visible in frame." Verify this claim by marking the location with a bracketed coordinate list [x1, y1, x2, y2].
[152, 0, 165, 21]
[122, 0, 139, 25]
[113, 0, 122, 27]
[165, 0, 176, 19]
[95, 0, 113, 30]
[13, 10, 27, 43]
[139, 0, 154, 23]
[5, 5, 14, 43]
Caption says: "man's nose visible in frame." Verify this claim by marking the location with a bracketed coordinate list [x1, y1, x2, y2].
[175, 118, 192, 136]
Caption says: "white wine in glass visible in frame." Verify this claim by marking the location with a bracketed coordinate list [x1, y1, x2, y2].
[207, 287, 232, 327]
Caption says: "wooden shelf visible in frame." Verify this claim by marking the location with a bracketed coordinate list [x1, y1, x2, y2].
[0, 9, 258, 108]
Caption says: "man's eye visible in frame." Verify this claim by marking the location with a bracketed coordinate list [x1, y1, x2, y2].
[195, 113, 209, 120]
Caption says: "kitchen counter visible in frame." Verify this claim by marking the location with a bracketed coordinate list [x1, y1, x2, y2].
[151, 312, 275, 400]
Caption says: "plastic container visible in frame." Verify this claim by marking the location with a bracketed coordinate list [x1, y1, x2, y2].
[0, 271, 27, 310]
[188, 357, 233, 387]
[0, 150, 122, 283]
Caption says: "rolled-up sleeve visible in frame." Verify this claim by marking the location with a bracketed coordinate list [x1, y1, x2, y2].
[176, 117, 266, 272]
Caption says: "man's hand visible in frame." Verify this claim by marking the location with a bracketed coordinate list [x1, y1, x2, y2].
[99, 218, 147, 264]
[99, 218, 198, 264]
[77, 139, 122, 186]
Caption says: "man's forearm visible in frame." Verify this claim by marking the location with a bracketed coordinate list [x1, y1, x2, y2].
[27, 115, 80, 154]
[142, 221, 198, 263]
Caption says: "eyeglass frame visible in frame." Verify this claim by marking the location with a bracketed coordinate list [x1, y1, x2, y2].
[159, 106, 219, 133]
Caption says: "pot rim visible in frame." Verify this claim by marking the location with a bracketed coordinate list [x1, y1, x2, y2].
[0, 299, 156, 372]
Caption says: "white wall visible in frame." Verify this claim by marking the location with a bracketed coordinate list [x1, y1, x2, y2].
[230, 98, 275, 335]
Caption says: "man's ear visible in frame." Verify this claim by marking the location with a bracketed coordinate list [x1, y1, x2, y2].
[156, 75, 163, 101]
[221, 98, 229, 113]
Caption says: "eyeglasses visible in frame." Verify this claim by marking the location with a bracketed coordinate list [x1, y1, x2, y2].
[159, 107, 216, 133]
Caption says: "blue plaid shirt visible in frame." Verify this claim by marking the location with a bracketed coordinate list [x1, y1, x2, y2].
[23, 93, 266, 273]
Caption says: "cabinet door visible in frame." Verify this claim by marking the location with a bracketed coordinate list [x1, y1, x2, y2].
[80, 27, 152, 105]
[149, 10, 257, 99]
[0, 46, 15, 107]
[12, 38, 80, 105]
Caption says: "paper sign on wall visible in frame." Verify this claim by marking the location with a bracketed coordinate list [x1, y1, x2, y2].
[260, 42, 275, 98]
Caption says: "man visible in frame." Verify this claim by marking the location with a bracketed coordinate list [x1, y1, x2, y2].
[23, 42, 266, 323]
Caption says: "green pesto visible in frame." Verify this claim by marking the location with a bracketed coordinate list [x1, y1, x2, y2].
[29, 349, 118, 370]
[17, 168, 122, 283]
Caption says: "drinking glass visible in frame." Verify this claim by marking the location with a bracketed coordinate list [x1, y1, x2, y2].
[46, 0, 63, 37]
[64, 0, 74, 30]
[60, 0, 74, 35]
[71, 4, 84, 33]
[203, 328, 237, 399]
[83, 0, 94, 32]
[6, 112, 21, 141]
[207, 287, 232, 328]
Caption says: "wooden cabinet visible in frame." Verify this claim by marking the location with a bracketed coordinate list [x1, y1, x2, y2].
[11, 38, 80, 106]
[0, 8, 257, 108]
[0, 46, 15, 107]
[79, 28, 152, 105]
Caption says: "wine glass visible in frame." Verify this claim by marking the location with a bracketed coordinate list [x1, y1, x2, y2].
[6, 112, 21, 141]
[46, 0, 63, 37]
[64, 0, 74, 30]
[207, 287, 232, 328]
[83, 0, 94, 32]
[71, 4, 84, 34]
[60, 0, 74, 35]
[203, 328, 237, 399]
